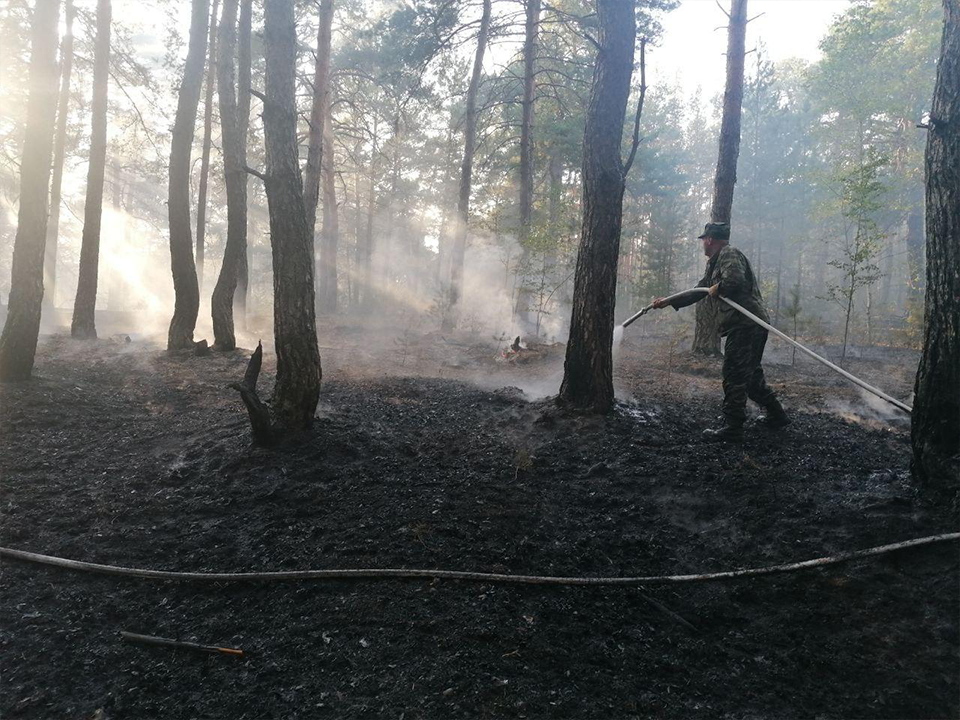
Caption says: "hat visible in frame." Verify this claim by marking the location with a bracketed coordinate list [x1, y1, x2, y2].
[698, 222, 730, 240]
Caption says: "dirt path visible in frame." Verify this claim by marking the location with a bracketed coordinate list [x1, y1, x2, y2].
[1, 330, 956, 719]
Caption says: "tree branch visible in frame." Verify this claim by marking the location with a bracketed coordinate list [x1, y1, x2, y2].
[244, 165, 267, 183]
[623, 38, 646, 177]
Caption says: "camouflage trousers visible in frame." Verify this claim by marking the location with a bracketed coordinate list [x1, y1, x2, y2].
[722, 326, 778, 425]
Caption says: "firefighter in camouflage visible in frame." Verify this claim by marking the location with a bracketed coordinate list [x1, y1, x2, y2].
[653, 222, 790, 442]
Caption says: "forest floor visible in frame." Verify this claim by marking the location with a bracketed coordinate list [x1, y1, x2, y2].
[1, 315, 957, 720]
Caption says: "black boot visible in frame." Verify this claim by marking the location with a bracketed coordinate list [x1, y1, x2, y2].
[757, 399, 790, 429]
[702, 420, 744, 443]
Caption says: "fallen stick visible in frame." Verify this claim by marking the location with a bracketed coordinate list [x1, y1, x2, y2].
[120, 630, 244, 657]
[2, 532, 956, 586]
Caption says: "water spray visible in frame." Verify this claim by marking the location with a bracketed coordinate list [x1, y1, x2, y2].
[617, 287, 913, 415]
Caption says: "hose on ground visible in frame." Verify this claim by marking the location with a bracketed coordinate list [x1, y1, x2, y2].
[1, 532, 956, 586]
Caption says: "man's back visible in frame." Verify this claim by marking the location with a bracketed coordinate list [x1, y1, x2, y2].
[707, 244, 769, 335]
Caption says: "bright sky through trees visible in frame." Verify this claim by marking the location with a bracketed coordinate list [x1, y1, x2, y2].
[653, 0, 850, 99]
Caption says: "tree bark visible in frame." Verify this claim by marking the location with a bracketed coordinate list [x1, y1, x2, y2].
[195, 0, 220, 294]
[43, 0, 75, 315]
[260, 0, 322, 432]
[445, 0, 492, 330]
[304, 0, 333, 238]
[211, 0, 247, 350]
[692, 0, 747, 357]
[912, 0, 959, 488]
[558, 0, 636, 413]
[515, 0, 541, 326]
[318, 81, 339, 314]
[71, 0, 112, 340]
[167, 0, 210, 350]
[0, 0, 61, 381]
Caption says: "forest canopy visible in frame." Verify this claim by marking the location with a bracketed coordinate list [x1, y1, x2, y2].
[0, 0, 943, 348]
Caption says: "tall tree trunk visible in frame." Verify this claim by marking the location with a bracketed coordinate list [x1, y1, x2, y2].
[692, 0, 747, 356]
[167, 0, 210, 350]
[304, 0, 333, 237]
[445, 0, 492, 330]
[912, 0, 959, 488]
[515, 0, 541, 326]
[318, 83, 339, 314]
[261, 0, 321, 431]
[0, 0, 61, 381]
[195, 0, 220, 294]
[211, 0, 246, 350]
[234, 0, 252, 327]
[71, 0, 112, 340]
[558, 0, 636, 413]
[43, 0, 75, 316]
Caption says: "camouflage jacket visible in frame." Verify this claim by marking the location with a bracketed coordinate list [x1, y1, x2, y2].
[670, 245, 770, 336]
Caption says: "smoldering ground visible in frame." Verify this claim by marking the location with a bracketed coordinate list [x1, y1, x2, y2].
[2, 319, 955, 720]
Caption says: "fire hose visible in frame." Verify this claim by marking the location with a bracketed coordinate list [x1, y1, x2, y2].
[1, 533, 957, 586]
[620, 287, 913, 414]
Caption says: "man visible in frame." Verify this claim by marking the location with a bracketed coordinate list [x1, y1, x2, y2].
[652, 222, 789, 442]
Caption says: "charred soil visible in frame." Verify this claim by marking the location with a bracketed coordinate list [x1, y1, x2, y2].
[1, 326, 957, 719]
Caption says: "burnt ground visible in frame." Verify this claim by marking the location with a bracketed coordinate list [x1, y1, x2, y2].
[1, 318, 957, 720]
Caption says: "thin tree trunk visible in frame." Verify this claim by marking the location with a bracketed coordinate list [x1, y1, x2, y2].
[879, 224, 895, 308]
[304, 0, 333, 237]
[43, 0, 75, 316]
[260, 0, 321, 431]
[515, 0, 541, 326]
[352, 147, 362, 308]
[107, 166, 126, 310]
[167, 0, 210, 350]
[711, 0, 747, 225]
[840, 275, 854, 366]
[318, 83, 339, 314]
[774, 224, 783, 324]
[692, 0, 747, 357]
[912, 0, 959, 488]
[905, 205, 924, 302]
[445, 0, 492, 330]
[211, 0, 246, 350]
[195, 0, 220, 294]
[544, 148, 562, 299]
[387, 112, 402, 292]
[0, 0, 61, 381]
[234, 0, 251, 327]
[71, 0, 112, 340]
[433, 112, 457, 288]
[558, 0, 636, 413]
[361, 113, 378, 310]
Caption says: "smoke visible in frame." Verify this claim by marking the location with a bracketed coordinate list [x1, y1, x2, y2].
[824, 387, 911, 428]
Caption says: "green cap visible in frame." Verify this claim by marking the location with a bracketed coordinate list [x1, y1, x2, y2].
[698, 222, 730, 240]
